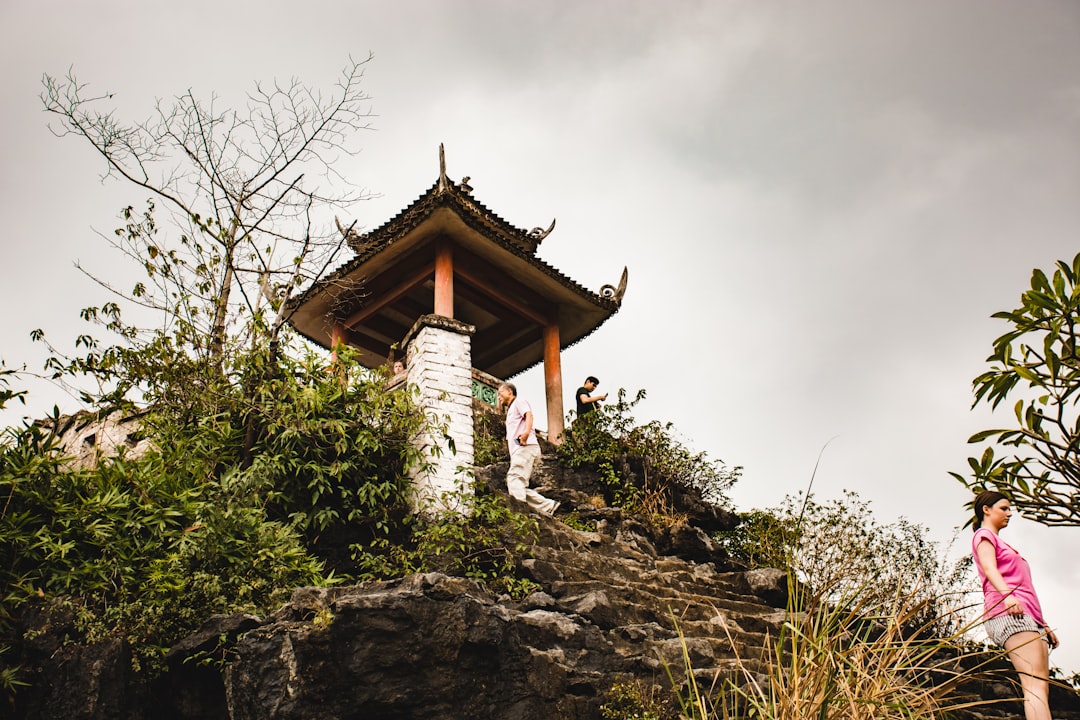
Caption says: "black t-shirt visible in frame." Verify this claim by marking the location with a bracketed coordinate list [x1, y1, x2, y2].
[576, 386, 594, 416]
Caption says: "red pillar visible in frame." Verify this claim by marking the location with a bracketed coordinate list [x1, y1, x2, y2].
[434, 242, 454, 318]
[543, 320, 565, 445]
[330, 323, 345, 363]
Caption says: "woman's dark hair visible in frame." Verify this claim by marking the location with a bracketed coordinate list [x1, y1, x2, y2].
[972, 490, 1009, 532]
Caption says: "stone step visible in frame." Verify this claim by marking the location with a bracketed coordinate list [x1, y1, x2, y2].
[545, 577, 783, 624]
[605, 623, 773, 670]
[526, 544, 656, 582]
[525, 546, 771, 606]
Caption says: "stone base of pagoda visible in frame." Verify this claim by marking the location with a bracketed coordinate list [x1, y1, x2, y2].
[403, 314, 476, 514]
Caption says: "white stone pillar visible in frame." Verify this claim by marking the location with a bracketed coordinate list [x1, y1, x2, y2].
[403, 315, 476, 514]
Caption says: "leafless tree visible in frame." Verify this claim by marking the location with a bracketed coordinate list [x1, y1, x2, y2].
[41, 56, 375, 368]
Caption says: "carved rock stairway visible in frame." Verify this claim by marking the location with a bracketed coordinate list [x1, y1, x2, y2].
[216, 460, 796, 720]
[521, 511, 787, 692]
[215, 516, 790, 719]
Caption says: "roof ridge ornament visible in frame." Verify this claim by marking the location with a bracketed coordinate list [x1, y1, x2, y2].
[437, 143, 448, 193]
[335, 215, 370, 252]
[335, 215, 360, 241]
[600, 267, 629, 305]
[527, 219, 556, 243]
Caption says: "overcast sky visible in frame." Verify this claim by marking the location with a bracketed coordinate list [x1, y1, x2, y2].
[2, 0, 1079, 675]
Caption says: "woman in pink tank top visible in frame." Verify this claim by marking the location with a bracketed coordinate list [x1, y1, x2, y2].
[972, 490, 1060, 720]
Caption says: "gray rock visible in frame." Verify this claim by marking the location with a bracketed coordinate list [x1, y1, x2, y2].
[12, 453, 1080, 720]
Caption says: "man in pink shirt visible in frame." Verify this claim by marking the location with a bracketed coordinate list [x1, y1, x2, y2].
[497, 382, 559, 516]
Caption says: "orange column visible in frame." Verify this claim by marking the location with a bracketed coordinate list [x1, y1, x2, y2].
[543, 320, 565, 445]
[330, 322, 345, 363]
[434, 242, 454, 318]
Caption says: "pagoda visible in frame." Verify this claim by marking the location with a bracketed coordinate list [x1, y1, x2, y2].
[286, 146, 627, 509]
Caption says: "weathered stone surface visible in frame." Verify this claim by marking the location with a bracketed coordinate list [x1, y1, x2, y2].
[215, 547, 780, 720]
[8, 601, 150, 720]
[48, 409, 151, 469]
[10, 454, 1080, 719]
[744, 567, 789, 608]
[226, 575, 571, 720]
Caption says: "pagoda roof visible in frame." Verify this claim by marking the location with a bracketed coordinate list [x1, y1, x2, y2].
[285, 147, 627, 379]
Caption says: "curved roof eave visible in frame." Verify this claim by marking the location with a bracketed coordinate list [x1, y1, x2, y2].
[290, 179, 619, 315]
[283, 161, 628, 372]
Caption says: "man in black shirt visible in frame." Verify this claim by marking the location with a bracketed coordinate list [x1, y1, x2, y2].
[575, 376, 607, 417]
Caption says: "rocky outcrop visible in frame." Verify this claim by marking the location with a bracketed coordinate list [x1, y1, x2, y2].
[9, 455, 1080, 719]
[217, 504, 787, 720]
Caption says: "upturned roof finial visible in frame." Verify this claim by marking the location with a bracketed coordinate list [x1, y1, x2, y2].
[437, 143, 448, 192]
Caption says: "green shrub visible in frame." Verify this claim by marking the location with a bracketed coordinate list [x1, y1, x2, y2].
[472, 403, 508, 467]
[0, 407, 331, 668]
[558, 389, 741, 518]
[714, 508, 796, 570]
[715, 491, 976, 637]
[354, 485, 541, 599]
[601, 678, 669, 720]
[560, 510, 597, 533]
[0, 343, 432, 675]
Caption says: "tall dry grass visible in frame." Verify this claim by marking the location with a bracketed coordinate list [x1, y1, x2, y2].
[667, 576, 1008, 720]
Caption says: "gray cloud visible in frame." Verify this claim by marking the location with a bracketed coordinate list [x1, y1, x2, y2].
[2, 0, 1078, 674]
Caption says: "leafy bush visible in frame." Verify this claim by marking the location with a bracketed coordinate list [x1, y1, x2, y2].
[560, 510, 598, 533]
[601, 678, 670, 720]
[231, 349, 424, 568]
[715, 491, 976, 637]
[472, 403, 508, 467]
[354, 484, 541, 599]
[557, 389, 741, 521]
[713, 508, 796, 570]
[0, 341, 434, 673]
[0, 420, 325, 673]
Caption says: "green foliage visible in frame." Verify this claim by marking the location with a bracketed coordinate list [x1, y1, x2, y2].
[230, 348, 422, 557]
[0, 645, 27, 694]
[954, 252, 1080, 526]
[1, 338, 547, 683]
[1, 316, 431, 676]
[601, 678, 669, 720]
[558, 390, 642, 470]
[0, 365, 27, 410]
[558, 389, 741, 518]
[713, 508, 796, 570]
[560, 510, 597, 533]
[0, 414, 327, 673]
[716, 491, 975, 637]
[354, 486, 541, 599]
[472, 404, 508, 467]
